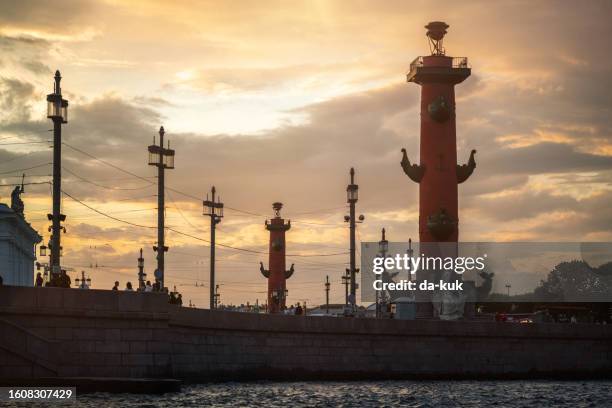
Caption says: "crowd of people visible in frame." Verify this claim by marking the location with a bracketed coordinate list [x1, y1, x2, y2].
[111, 280, 158, 292]
[284, 303, 305, 315]
[111, 280, 182, 305]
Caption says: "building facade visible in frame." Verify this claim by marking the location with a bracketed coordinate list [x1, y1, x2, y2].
[0, 203, 41, 286]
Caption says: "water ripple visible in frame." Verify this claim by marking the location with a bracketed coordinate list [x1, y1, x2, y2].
[13, 380, 612, 408]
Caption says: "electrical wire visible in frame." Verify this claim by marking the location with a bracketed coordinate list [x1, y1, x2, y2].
[62, 143, 349, 225]
[63, 166, 153, 191]
[63, 142, 154, 185]
[62, 190, 156, 230]
[0, 163, 51, 175]
[62, 189, 349, 258]
[166, 189, 202, 230]
[0, 181, 51, 187]
[0, 141, 51, 146]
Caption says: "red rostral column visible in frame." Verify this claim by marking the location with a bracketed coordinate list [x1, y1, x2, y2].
[260, 202, 295, 313]
[401, 22, 476, 318]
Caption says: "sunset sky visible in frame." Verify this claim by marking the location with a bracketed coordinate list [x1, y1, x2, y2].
[1, 0, 611, 306]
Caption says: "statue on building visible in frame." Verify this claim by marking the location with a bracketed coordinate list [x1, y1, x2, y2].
[10, 174, 25, 216]
[11, 185, 24, 216]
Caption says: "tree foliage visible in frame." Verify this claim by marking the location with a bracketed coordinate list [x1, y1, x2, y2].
[534, 260, 612, 302]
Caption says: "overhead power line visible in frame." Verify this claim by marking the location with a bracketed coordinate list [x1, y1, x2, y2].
[62, 190, 156, 230]
[63, 166, 153, 191]
[59, 143, 352, 232]
[63, 142, 154, 185]
[62, 189, 348, 258]
[0, 162, 51, 175]
[0, 140, 51, 146]
[0, 181, 51, 187]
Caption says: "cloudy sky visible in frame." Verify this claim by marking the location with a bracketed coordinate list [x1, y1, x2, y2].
[1, 0, 611, 306]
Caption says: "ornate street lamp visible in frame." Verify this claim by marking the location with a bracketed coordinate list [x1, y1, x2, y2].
[376, 228, 389, 319]
[47, 70, 69, 282]
[75, 271, 92, 289]
[148, 126, 174, 289]
[344, 167, 364, 310]
[204, 186, 224, 309]
[378, 228, 389, 254]
[46, 72, 68, 123]
[137, 248, 146, 290]
[203, 186, 223, 310]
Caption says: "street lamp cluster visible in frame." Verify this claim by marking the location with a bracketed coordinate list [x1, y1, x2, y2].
[376, 228, 389, 318]
[148, 126, 174, 289]
[344, 167, 364, 311]
[137, 248, 146, 290]
[75, 270, 92, 289]
[203, 186, 224, 309]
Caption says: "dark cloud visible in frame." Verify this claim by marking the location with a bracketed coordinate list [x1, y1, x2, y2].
[0, 77, 37, 122]
[21, 60, 51, 75]
[0, 35, 53, 75]
[481, 143, 612, 175]
[0, 0, 99, 35]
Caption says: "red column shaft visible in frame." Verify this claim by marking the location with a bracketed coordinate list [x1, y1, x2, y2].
[418, 56, 460, 243]
[267, 218, 288, 313]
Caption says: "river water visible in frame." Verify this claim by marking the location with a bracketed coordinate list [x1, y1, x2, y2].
[57, 380, 612, 407]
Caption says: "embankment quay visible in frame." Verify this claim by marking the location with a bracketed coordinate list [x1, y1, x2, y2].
[1, 286, 611, 383]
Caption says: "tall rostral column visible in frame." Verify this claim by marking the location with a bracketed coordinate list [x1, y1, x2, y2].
[260, 202, 295, 313]
[401, 22, 476, 318]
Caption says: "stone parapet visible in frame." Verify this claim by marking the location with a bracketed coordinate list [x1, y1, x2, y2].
[1, 286, 611, 381]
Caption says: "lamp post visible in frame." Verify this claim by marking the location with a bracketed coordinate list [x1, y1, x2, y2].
[148, 126, 174, 290]
[75, 270, 91, 289]
[342, 268, 350, 307]
[203, 186, 224, 309]
[37, 240, 51, 285]
[344, 167, 364, 311]
[137, 248, 146, 291]
[46, 70, 68, 282]
[325, 275, 330, 314]
[214, 284, 221, 308]
[506, 284, 511, 297]
[377, 228, 389, 319]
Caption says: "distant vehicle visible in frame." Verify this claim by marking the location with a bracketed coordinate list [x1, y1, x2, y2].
[496, 312, 534, 323]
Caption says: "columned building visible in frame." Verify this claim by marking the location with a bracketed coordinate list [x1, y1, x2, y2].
[0, 202, 41, 286]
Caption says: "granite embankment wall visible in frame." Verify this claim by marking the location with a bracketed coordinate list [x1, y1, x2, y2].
[1, 286, 611, 380]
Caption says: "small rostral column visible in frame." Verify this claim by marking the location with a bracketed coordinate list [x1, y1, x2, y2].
[260, 202, 295, 313]
[401, 22, 477, 319]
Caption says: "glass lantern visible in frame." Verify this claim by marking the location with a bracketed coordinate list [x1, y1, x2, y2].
[163, 148, 175, 169]
[148, 145, 162, 165]
[148, 145, 175, 169]
[61, 99, 68, 123]
[39, 244, 47, 257]
[46, 95, 68, 123]
[46, 94, 61, 118]
[214, 201, 224, 218]
[346, 184, 358, 202]
[379, 227, 389, 256]
[379, 238, 389, 254]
